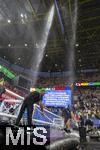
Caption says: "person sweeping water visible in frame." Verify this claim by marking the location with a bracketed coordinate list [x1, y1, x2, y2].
[15, 90, 45, 126]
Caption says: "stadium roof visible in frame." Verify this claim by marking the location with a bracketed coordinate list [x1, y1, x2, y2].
[0, 0, 100, 73]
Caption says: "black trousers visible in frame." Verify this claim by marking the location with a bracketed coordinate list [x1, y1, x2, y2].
[16, 101, 33, 126]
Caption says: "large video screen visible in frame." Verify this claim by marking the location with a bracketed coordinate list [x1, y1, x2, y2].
[42, 90, 71, 108]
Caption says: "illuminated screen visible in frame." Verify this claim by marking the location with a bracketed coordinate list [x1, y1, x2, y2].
[42, 90, 71, 107]
[75, 82, 100, 86]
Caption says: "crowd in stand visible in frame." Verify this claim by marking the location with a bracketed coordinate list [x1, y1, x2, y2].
[76, 89, 100, 119]
[0, 73, 26, 97]
[33, 73, 100, 88]
[34, 77, 68, 88]
[45, 88, 100, 129]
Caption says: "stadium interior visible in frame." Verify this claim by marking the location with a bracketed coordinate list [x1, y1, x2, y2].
[0, 0, 100, 149]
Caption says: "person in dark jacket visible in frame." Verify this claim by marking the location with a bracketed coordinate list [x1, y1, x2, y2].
[15, 90, 45, 126]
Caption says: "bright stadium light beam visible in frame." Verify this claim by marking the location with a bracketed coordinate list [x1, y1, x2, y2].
[68, 0, 78, 84]
[32, 4, 55, 85]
